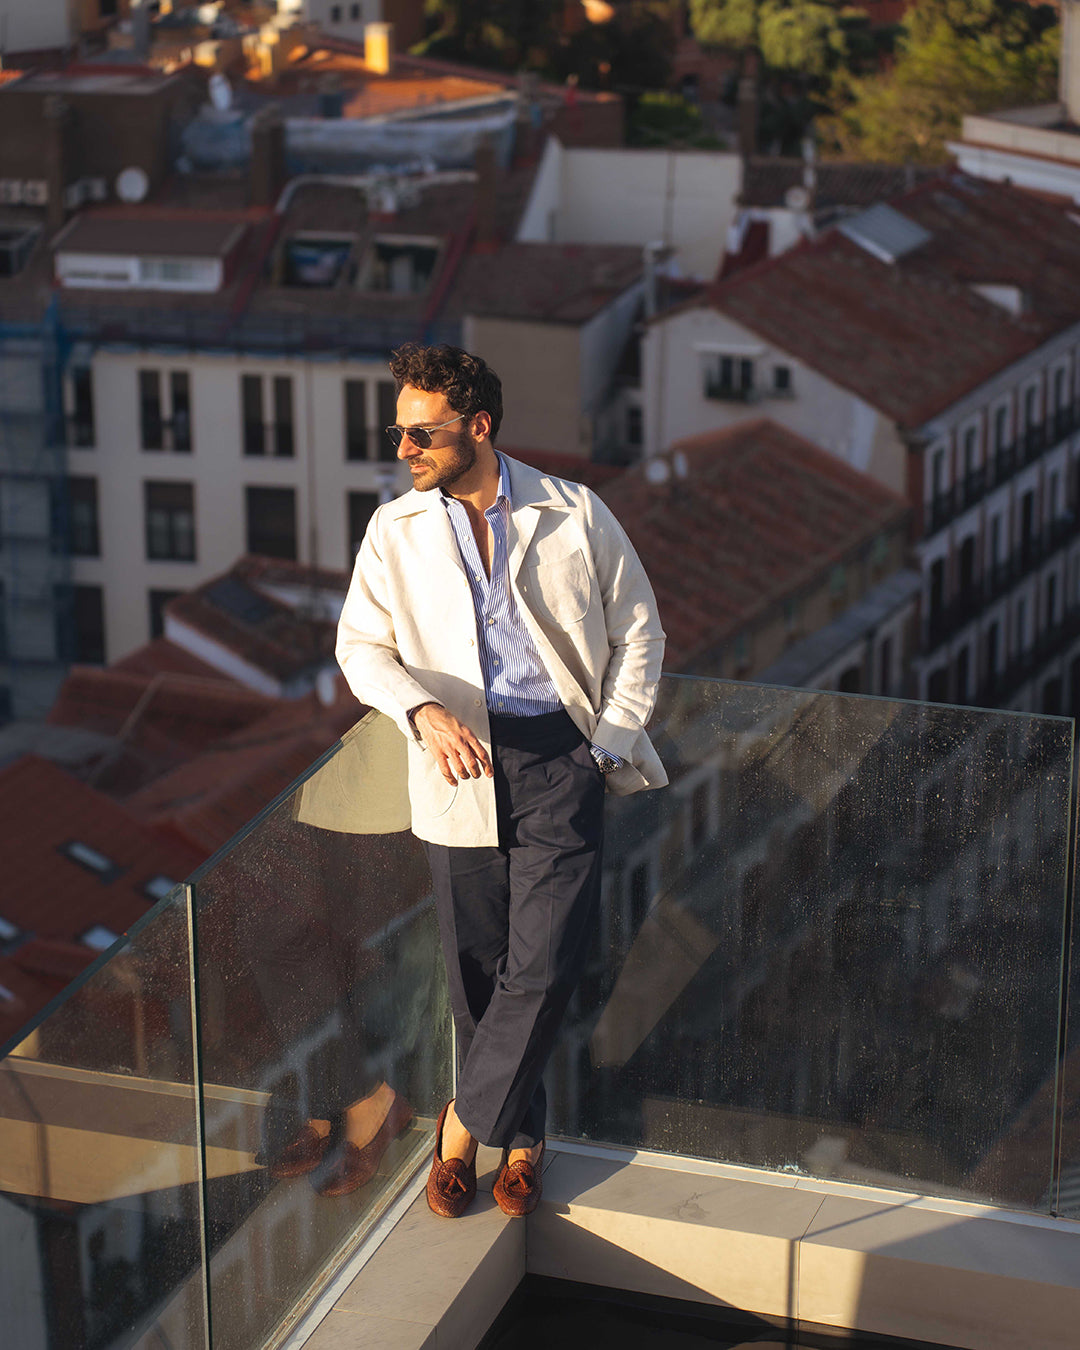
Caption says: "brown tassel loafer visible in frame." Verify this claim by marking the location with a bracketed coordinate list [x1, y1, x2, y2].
[313, 1093, 415, 1198]
[426, 1099, 477, 1219]
[493, 1141, 545, 1217]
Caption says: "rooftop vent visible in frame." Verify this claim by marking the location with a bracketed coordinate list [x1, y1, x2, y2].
[0, 916, 21, 942]
[838, 203, 931, 265]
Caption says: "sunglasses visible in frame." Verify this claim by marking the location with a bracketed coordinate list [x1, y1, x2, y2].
[385, 414, 465, 450]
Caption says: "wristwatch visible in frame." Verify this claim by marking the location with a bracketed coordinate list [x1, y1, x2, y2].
[591, 748, 621, 775]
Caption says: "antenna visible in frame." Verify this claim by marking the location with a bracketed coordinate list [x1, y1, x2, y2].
[116, 166, 149, 203]
[209, 73, 233, 112]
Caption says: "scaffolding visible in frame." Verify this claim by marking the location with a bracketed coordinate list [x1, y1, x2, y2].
[0, 301, 73, 724]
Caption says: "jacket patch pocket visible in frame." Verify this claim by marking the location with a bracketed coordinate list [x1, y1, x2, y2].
[525, 548, 592, 626]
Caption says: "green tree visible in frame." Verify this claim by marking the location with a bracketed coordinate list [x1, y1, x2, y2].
[689, 0, 879, 79]
[819, 0, 1059, 162]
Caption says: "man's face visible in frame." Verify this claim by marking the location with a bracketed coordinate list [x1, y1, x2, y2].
[395, 385, 477, 493]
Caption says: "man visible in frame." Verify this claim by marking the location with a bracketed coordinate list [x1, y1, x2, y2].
[336, 344, 666, 1218]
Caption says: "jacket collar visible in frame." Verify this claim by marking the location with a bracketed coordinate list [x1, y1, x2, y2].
[381, 453, 568, 522]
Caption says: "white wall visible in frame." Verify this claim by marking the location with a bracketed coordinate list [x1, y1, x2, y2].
[641, 303, 909, 494]
[0, 0, 76, 53]
[517, 142, 743, 283]
[69, 349, 408, 662]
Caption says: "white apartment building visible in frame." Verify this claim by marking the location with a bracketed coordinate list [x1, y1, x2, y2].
[642, 184, 1080, 714]
[63, 348, 408, 663]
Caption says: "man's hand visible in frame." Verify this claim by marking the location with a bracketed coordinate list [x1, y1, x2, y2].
[413, 704, 494, 785]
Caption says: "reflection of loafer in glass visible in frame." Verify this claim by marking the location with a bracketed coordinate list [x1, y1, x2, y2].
[493, 1141, 545, 1217]
[312, 1093, 415, 1198]
[263, 1123, 332, 1179]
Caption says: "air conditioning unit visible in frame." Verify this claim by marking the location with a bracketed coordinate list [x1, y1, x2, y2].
[22, 181, 48, 206]
[0, 180, 22, 205]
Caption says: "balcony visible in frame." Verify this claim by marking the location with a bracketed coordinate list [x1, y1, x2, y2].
[3, 678, 1080, 1349]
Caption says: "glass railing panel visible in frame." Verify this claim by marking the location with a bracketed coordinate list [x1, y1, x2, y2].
[0, 888, 207, 1350]
[550, 676, 1074, 1212]
[1053, 786, 1080, 1220]
[188, 710, 450, 1350]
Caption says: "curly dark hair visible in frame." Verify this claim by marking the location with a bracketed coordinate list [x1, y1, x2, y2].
[388, 343, 503, 444]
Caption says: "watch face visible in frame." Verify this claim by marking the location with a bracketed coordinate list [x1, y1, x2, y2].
[596, 753, 619, 775]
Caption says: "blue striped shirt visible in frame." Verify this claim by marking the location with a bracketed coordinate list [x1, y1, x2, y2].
[441, 455, 563, 718]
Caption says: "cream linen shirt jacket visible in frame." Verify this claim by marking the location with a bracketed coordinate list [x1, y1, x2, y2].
[335, 453, 667, 847]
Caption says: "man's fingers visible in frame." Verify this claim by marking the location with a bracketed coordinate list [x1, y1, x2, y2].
[462, 731, 493, 776]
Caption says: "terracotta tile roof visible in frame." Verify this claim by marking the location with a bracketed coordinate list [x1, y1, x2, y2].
[705, 176, 1080, 429]
[599, 418, 908, 671]
[129, 682, 361, 855]
[0, 755, 203, 1048]
[741, 158, 940, 210]
[166, 555, 346, 685]
[46, 666, 279, 795]
[502, 448, 626, 490]
[53, 213, 249, 258]
[111, 637, 238, 681]
[445, 243, 644, 324]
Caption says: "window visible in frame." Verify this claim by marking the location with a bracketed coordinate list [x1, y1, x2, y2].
[989, 515, 1002, 567]
[171, 372, 192, 452]
[878, 635, 893, 695]
[55, 585, 106, 664]
[284, 236, 354, 288]
[350, 1, 360, 15]
[99, 0, 118, 15]
[626, 405, 642, 447]
[70, 366, 94, 446]
[145, 481, 195, 561]
[345, 380, 368, 461]
[1024, 384, 1038, 430]
[704, 354, 754, 401]
[273, 377, 295, 458]
[994, 405, 1009, 452]
[773, 365, 792, 394]
[367, 240, 440, 294]
[149, 588, 181, 640]
[242, 375, 294, 457]
[962, 426, 977, 475]
[1016, 596, 1028, 652]
[1054, 366, 1067, 412]
[242, 374, 265, 456]
[246, 486, 297, 560]
[67, 477, 100, 556]
[330, 3, 342, 18]
[930, 447, 945, 496]
[1046, 573, 1059, 626]
[377, 380, 398, 462]
[140, 370, 164, 450]
[1050, 471, 1061, 520]
[348, 492, 379, 563]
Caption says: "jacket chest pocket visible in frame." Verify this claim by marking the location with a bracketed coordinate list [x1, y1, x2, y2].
[525, 548, 592, 626]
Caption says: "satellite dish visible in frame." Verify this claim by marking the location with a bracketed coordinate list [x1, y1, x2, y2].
[209, 72, 233, 112]
[784, 185, 811, 211]
[116, 166, 149, 203]
[316, 666, 338, 708]
[644, 458, 671, 485]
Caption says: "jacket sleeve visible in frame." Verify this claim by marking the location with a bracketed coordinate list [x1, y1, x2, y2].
[584, 490, 666, 762]
[335, 512, 440, 741]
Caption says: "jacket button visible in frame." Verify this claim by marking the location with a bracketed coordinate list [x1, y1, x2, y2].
[475, 699, 482, 707]
[468, 638, 475, 646]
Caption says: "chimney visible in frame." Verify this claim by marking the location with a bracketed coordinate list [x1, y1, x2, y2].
[1062, 0, 1080, 124]
[250, 105, 286, 209]
[43, 96, 73, 232]
[364, 22, 393, 76]
[131, 0, 152, 62]
[473, 137, 499, 254]
[737, 49, 759, 159]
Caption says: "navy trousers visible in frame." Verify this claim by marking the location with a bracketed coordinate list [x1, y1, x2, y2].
[423, 709, 605, 1151]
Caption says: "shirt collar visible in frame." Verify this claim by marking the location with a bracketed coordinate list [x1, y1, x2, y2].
[439, 451, 512, 511]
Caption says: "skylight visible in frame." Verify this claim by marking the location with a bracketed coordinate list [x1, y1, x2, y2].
[838, 204, 931, 265]
[60, 840, 123, 883]
[143, 875, 179, 903]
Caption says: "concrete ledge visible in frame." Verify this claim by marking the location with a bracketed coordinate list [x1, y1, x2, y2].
[527, 1143, 1080, 1350]
[296, 1141, 1080, 1349]
[304, 1182, 524, 1350]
